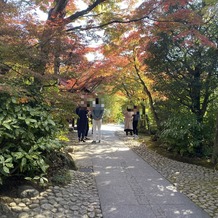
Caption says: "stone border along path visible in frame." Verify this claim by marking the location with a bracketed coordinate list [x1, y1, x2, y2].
[115, 131, 218, 218]
[0, 129, 217, 218]
[0, 170, 102, 218]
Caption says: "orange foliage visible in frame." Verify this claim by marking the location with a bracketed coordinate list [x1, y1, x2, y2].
[18, 97, 29, 104]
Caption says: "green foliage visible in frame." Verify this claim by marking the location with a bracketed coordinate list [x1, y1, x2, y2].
[101, 94, 126, 123]
[25, 174, 48, 187]
[43, 87, 77, 126]
[144, 1, 218, 125]
[160, 113, 214, 157]
[50, 169, 72, 186]
[0, 94, 64, 185]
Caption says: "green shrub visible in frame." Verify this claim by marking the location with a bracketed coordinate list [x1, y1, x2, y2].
[50, 169, 72, 186]
[0, 95, 64, 185]
[159, 113, 213, 157]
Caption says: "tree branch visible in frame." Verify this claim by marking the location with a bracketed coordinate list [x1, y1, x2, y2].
[66, 14, 150, 32]
[64, 0, 106, 24]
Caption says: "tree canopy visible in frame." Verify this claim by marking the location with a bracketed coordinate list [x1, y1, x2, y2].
[0, 0, 218, 185]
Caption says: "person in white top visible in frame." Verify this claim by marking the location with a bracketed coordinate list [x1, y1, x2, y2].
[91, 98, 104, 143]
[124, 107, 134, 136]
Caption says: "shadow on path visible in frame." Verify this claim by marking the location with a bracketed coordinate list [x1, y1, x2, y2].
[73, 124, 210, 218]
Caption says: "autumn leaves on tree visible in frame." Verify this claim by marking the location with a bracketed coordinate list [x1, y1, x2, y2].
[0, 0, 218, 160]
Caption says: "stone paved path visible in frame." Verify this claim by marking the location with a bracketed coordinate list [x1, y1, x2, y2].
[73, 124, 212, 218]
[0, 124, 217, 218]
[118, 132, 218, 218]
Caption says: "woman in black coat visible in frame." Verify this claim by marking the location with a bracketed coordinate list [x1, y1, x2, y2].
[76, 106, 88, 142]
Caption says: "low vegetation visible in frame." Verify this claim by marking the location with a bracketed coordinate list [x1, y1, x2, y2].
[140, 133, 215, 169]
[0, 94, 76, 195]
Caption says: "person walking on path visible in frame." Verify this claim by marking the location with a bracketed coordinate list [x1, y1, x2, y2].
[75, 105, 81, 138]
[91, 98, 104, 143]
[124, 107, 134, 136]
[133, 105, 140, 138]
[76, 104, 88, 142]
[84, 104, 91, 140]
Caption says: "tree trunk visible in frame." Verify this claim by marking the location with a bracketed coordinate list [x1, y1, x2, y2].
[190, 69, 203, 123]
[132, 51, 160, 130]
[145, 114, 151, 134]
[140, 102, 146, 129]
[134, 66, 161, 130]
[189, 68, 205, 155]
[212, 113, 218, 165]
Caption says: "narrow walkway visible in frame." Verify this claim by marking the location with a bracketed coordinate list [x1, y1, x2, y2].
[74, 124, 210, 218]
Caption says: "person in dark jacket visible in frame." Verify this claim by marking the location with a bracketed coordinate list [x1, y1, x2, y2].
[133, 105, 140, 138]
[76, 105, 88, 142]
[84, 103, 91, 140]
